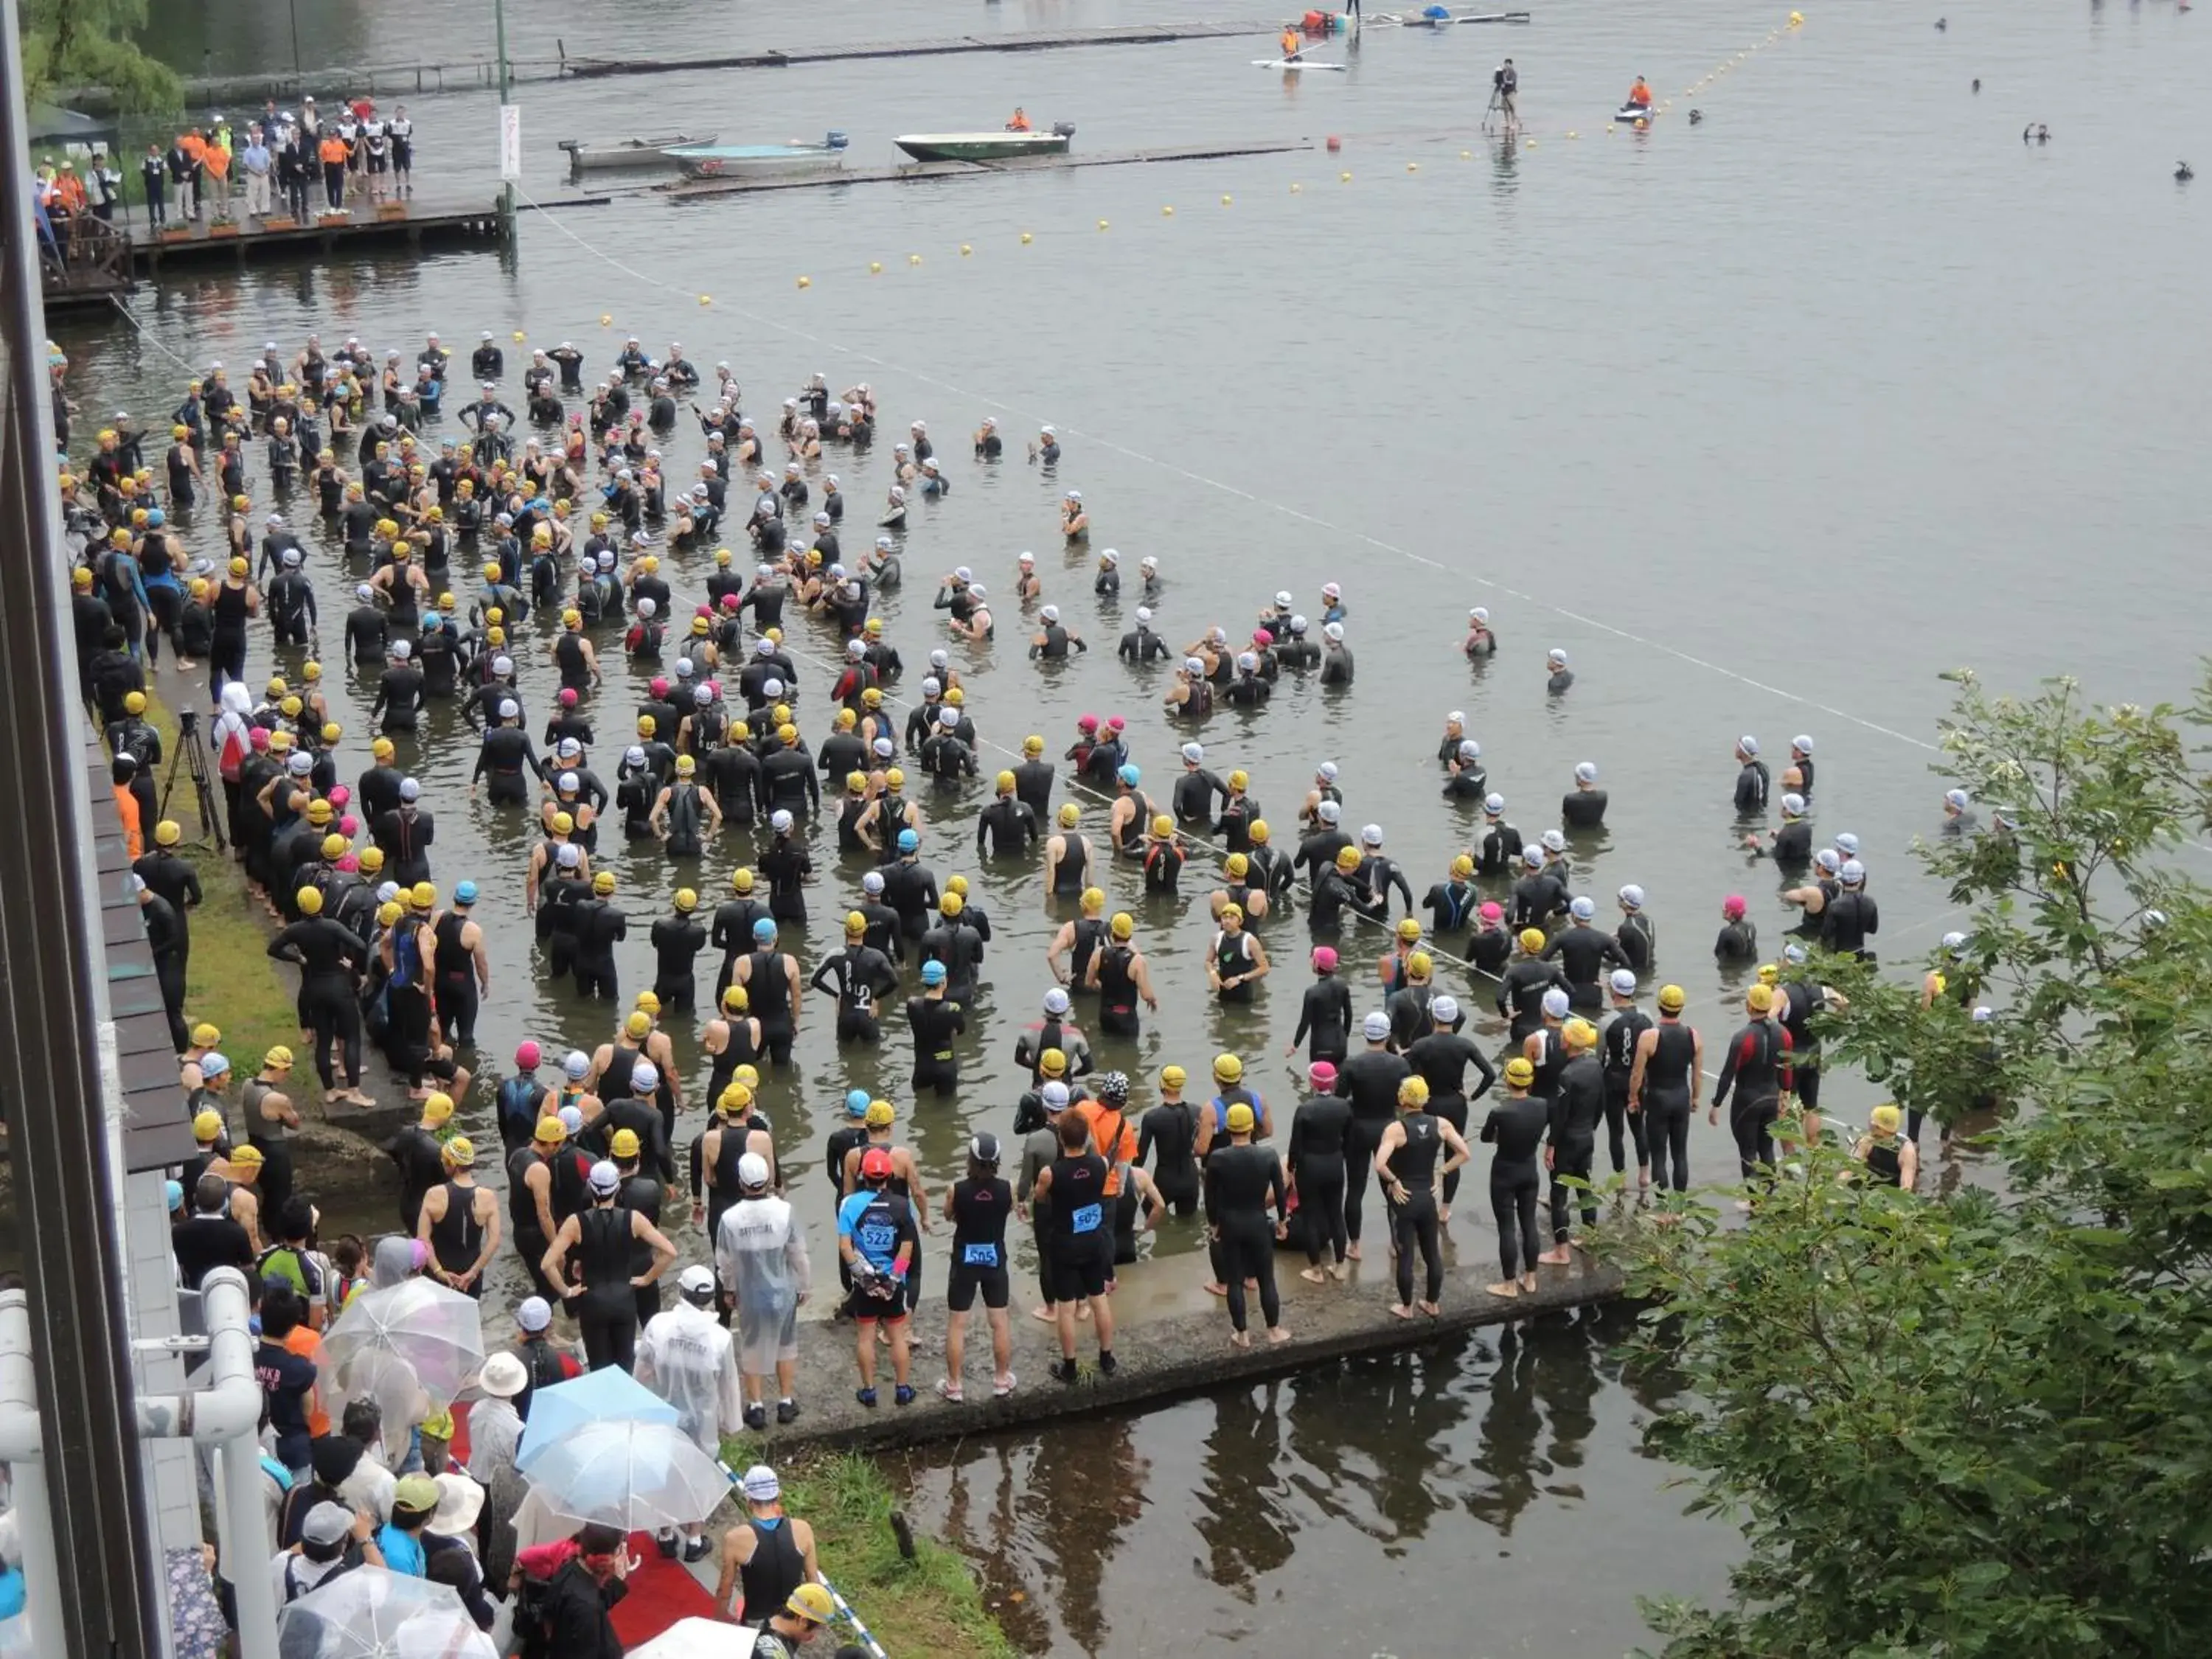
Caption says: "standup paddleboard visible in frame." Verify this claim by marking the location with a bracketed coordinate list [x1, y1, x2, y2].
[1253, 57, 1349, 71]
[1614, 104, 1655, 122]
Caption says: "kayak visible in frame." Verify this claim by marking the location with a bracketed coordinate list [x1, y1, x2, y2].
[1253, 58, 1349, 71]
[1614, 103, 1656, 122]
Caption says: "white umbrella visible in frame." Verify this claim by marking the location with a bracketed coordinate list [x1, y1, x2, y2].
[627, 1618, 759, 1659]
[523, 1417, 733, 1536]
[322, 1279, 486, 1455]
[274, 1565, 497, 1658]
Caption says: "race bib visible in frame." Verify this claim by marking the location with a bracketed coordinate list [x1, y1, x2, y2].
[1070, 1203, 1103, 1235]
[961, 1243, 1000, 1267]
[859, 1222, 896, 1256]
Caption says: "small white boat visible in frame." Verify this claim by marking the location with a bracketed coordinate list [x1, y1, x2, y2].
[894, 126, 1074, 163]
[558, 132, 717, 172]
[1614, 103, 1655, 122]
[664, 134, 849, 181]
[1253, 57, 1349, 71]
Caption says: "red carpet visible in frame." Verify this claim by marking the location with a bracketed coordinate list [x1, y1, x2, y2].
[450, 1400, 725, 1646]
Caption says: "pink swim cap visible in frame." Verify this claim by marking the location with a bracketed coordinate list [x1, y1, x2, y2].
[1077, 714, 1099, 732]
[560, 687, 579, 706]
[1478, 901, 1503, 922]
[337, 815, 359, 837]
[1107, 715, 1126, 730]
[650, 677, 669, 698]
[249, 728, 271, 751]
[334, 855, 360, 873]
[1309, 1060, 1339, 1088]
[1311, 946, 1339, 972]
[327, 785, 351, 809]
[1723, 894, 1747, 920]
[516, 1040, 542, 1069]
[1253, 628, 1273, 647]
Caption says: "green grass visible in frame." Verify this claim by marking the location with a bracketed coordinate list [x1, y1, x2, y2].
[716, 1444, 1018, 1658]
[139, 693, 327, 1114]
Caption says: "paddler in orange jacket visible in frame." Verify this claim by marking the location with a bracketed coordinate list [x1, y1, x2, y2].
[1627, 76, 1652, 108]
[1005, 107, 1032, 133]
[1281, 27, 1304, 62]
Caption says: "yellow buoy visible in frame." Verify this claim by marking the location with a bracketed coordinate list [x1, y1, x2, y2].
[1461, 149, 1472, 159]
[1526, 137, 1537, 147]
[908, 253, 922, 265]
[1405, 161, 1418, 173]
[698, 293, 712, 305]
[870, 260, 883, 274]
[1162, 205, 1174, 215]
[796, 276, 810, 289]
[599, 313, 612, 326]
[960, 243, 973, 255]
[1790, 10, 1804, 24]
[511, 330, 526, 342]
[1290, 181, 1302, 192]
[1568, 131, 1579, 139]
[1221, 193, 1233, 204]
[1097, 218, 1110, 230]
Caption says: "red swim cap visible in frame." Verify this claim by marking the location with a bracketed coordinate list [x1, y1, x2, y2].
[1309, 1060, 1339, 1088]
[1107, 715, 1126, 731]
[860, 1148, 894, 1180]
[1077, 714, 1099, 732]
[1723, 894, 1747, 919]
[515, 1040, 542, 1069]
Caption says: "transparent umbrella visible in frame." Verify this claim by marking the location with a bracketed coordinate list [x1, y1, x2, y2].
[524, 1418, 734, 1535]
[513, 1366, 678, 1472]
[322, 1279, 485, 1459]
[275, 1566, 498, 1659]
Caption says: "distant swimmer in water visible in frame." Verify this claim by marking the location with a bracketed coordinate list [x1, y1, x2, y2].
[1935, 17, 1947, 31]
[2180, 161, 2197, 182]
[1971, 78, 1980, 94]
[1545, 647, 1573, 695]
[1625, 76, 1652, 110]
[1462, 606, 1498, 659]
[1281, 26, 1303, 63]
[1688, 108, 1704, 124]
[2038, 124, 2051, 143]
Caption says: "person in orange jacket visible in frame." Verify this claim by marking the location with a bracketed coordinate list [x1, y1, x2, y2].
[201, 133, 232, 221]
[1627, 75, 1652, 108]
[317, 131, 350, 211]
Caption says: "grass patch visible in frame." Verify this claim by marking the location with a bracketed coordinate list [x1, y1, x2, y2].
[137, 692, 325, 1116]
[717, 1444, 1018, 1658]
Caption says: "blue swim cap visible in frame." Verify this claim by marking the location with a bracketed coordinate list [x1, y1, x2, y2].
[845, 1088, 871, 1118]
[164, 1179, 183, 1213]
[455, 880, 480, 903]
[920, 960, 947, 985]
[752, 917, 776, 941]
[1118, 764, 1140, 786]
[897, 828, 919, 852]
[147, 507, 165, 526]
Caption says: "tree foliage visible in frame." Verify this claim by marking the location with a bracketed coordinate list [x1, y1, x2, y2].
[1610, 670, 2212, 1659]
[19, 0, 178, 115]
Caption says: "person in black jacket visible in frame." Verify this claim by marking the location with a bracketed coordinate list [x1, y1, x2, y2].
[522, 1523, 628, 1659]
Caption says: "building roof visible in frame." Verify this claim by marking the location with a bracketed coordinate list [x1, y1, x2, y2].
[86, 729, 194, 1173]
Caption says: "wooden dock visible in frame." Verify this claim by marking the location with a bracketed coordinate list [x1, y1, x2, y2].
[661, 138, 1318, 201]
[114, 193, 613, 280]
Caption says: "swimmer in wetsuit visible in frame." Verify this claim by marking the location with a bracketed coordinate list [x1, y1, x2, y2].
[1371, 1075, 1469, 1320]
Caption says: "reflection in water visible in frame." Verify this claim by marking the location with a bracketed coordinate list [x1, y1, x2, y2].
[893, 1304, 1736, 1658]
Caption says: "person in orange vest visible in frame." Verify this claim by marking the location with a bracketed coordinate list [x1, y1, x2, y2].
[201, 131, 232, 222]
[113, 753, 145, 857]
[1004, 107, 1032, 133]
[1280, 25, 1303, 61]
[317, 130, 350, 211]
[52, 161, 86, 216]
[1627, 75, 1652, 108]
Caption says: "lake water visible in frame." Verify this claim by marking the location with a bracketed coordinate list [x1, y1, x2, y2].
[52, 0, 2208, 1649]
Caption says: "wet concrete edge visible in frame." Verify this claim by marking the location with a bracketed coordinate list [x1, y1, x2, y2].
[761, 1256, 1627, 1454]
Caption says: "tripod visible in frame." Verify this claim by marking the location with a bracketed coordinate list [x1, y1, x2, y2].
[159, 706, 227, 852]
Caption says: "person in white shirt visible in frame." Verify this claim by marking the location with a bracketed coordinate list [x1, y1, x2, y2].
[271, 1500, 383, 1606]
[635, 1263, 744, 1562]
[714, 1153, 811, 1432]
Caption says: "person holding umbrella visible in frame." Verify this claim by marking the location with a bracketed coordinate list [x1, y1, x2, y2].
[542, 1159, 677, 1372]
[635, 1264, 743, 1562]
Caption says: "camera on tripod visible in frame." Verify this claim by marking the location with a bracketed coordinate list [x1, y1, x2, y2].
[160, 705, 226, 853]
[175, 706, 198, 738]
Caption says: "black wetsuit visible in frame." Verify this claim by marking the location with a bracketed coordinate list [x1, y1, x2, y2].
[1601, 1004, 1655, 1174]
[1286, 1091, 1353, 1268]
[1548, 1052, 1606, 1240]
[1481, 1095, 1548, 1279]
[1336, 1048, 1411, 1245]
[1291, 976, 1353, 1065]
[1203, 1141, 1287, 1335]
[1380, 1111, 1446, 1307]
[1402, 1032, 1496, 1207]
[1713, 1020, 1791, 1180]
[1136, 1101, 1200, 1217]
[571, 1203, 641, 1372]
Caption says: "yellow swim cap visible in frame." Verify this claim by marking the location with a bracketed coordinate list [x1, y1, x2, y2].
[1213, 1053, 1243, 1083]
[1747, 984, 1775, 1014]
[296, 886, 324, 916]
[1519, 928, 1547, 954]
[1398, 1075, 1430, 1106]
[1040, 1048, 1068, 1077]
[1225, 1102, 1256, 1134]
[1871, 1104, 1903, 1135]
[1161, 1065, 1188, 1090]
[192, 1110, 223, 1141]
[1397, 918, 1422, 942]
[1249, 820, 1270, 845]
[673, 888, 698, 913]
[625, 1010, 652, 1037]
[1564, 1018, 1596, 1050]
[1058, 803, 1081, 827]
[1335, 846, 1363, 872]
[1225, 853, 1249, 878]
[1658, 984, 1686, 1012]
[1504, 1057, 1535, 1088]
[535, 1116, 567, 1144]
[611, 1128, 642, 1160]
[1110, 911, 1134, 940]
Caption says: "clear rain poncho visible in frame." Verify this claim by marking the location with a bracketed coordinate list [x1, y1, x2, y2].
[633, 1300, 742, 1458]
[714, 1195, 811, 1377]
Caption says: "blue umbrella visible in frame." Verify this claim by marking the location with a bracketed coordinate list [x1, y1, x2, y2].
[524, 1419, 731, 1535]
[515, 1366, 678, 1472]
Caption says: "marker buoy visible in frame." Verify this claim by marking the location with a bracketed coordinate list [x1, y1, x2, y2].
[1221, 193, 1233, 204]
[960, 243, 973, 255]
[908, 253, 922, 265]
[511, 330, 526, 342]
[1097, 218, 1110, 230]
[1406, 161, 1418, 172]
[1290, 181, 1303, 192]
[599, 313, 612, 326]
[1340, 170, 1352, 181]
[796, 276, 810, 288]
[1020, 232, 1032, 243]
[1162, 204, 1175, 215]
[870, 260, 883, 273]
[698, 293, 712, 305]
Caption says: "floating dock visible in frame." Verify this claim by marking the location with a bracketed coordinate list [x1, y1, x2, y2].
[661, 138, 1318, 201]
[114, 193, 612, 281]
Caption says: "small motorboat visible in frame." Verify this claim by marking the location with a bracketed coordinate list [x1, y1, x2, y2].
[664, 133, 849, 181]
[894, 124, 1074, 164]
[558, 132, 717, 172]
[1613, 103, 1656, 123]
